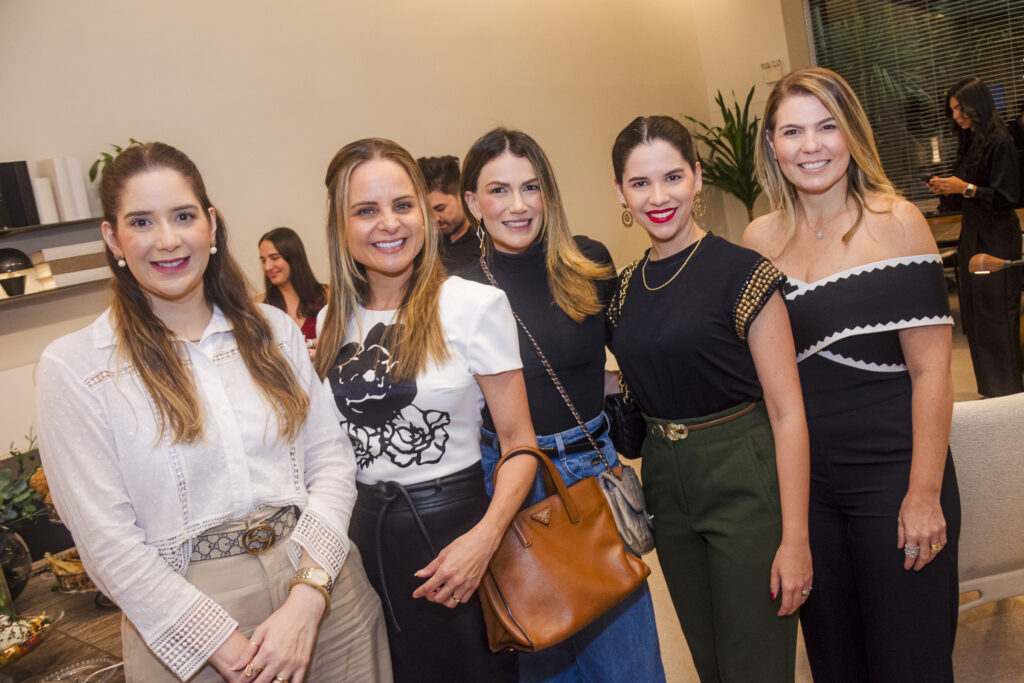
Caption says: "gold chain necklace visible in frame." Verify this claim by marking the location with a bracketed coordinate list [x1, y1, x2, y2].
[642, 235, 705, 291]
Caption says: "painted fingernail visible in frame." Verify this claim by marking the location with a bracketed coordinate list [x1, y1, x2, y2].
[770, 591, 776, 600]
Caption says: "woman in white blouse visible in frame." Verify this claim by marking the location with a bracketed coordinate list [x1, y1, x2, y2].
[35, 142, 390, 683]
[314, 138, 538, 682]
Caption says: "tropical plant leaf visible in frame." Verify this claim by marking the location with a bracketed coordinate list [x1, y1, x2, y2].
[685, 86, 762, 221]
[90, 139, 142, 184]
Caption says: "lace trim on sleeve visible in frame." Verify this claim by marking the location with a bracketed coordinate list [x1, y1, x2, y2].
[149, 593, 237, 681]
[288, 508, 349, 579]
[733, 259, 786, 341]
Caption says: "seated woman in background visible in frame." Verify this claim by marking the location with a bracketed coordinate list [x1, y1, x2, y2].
[314, 137, 537, 682]
[35, 142, 390, 682]
[746, 66, 960, 681]
[258, 226, 328, 341]
[458, 126, 665, 683]
[610, 115, 812, 682]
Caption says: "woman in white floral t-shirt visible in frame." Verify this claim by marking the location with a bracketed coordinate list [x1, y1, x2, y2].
[315, 138, 538, 682]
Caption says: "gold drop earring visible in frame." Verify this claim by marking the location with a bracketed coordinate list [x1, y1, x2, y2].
[620, 204, 634, 228]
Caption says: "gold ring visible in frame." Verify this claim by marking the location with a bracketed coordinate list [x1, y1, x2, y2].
[253, 666, 265, 677]
[274, 677, 288, 683]
[801, 588, 812, 597]
[452, 596, 461, 604]
[930, 543, 944, 551]
[244, 663, 255, 677]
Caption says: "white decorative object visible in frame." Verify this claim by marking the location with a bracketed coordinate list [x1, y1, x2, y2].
[31, 178, 60, 224]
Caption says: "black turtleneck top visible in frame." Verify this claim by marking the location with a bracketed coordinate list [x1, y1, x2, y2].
[458, 236, 614, 435]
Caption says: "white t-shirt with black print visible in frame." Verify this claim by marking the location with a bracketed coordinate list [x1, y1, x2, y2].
[321, 276, 522, 486]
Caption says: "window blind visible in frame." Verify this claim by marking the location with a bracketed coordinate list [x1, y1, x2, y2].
[807, 0, 1024, 207]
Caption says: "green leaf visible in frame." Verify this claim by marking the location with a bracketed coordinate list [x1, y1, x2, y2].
[684, 86, 762, 214]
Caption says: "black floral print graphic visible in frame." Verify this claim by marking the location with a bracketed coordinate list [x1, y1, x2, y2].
[328, 322, 450, 469]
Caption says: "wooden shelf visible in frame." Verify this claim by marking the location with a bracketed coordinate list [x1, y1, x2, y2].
[0, 278, 109, 309]
[0, 217, 102, 242]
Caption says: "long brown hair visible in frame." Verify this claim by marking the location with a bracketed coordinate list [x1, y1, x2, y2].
[99, 142, 309, 444]
[755, 67, 897, 249]
[461, 128, 613, 322]
[315, 138, 449, 382]
[259, 226, 327, 318]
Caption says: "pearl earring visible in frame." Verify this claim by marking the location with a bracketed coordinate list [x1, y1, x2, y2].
[209, 243, 218, 255]
[116, 256, 127, 268]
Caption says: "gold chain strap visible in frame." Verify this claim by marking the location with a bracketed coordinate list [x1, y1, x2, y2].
[478, 255, 615, 473]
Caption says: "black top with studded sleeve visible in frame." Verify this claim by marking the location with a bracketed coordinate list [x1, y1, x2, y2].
[607, 233, 785, 419]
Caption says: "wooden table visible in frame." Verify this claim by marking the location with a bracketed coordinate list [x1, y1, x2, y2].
[0, 570, 124, 682]
[926, 213, 962, 248]
[926, 208, 1024, 249]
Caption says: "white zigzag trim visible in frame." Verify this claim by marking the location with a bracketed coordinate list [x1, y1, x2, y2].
[796, 315, 954, 362]
[819, 350, 906, 373]
[785, 254, 943, 299]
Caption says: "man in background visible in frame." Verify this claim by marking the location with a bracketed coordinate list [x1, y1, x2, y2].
[417, 155, 478, 271]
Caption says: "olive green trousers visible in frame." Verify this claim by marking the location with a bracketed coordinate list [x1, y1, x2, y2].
[641, 402, 797, 683]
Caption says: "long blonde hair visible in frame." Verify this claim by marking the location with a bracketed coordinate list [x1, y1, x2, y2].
[315, 138, 449, 382]
[99, 143, 309, 444]
[461, 128, 614, 323]
[755, 67, 897, 248]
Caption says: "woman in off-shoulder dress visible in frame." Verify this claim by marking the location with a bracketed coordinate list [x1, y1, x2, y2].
[745, 67, 960, 682]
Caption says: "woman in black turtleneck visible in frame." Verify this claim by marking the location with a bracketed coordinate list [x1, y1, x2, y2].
[458, 128, 665, 683]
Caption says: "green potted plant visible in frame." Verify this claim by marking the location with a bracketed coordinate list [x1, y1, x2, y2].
[686, 87, 762, 222]
[88, 138, 142, 182]
[0, 435, 48, 602]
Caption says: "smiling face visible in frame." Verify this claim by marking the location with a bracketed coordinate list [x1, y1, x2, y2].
[101, 168, 215, 319]
[949, 96, 972, 130]
[464, 151, 544, 254]
[616, 140, 702, 257]
[259, 239, 291, 286]
[427, 189, 468, 240]
[345, 158, 425, 291]
[769, 93, 851, 198]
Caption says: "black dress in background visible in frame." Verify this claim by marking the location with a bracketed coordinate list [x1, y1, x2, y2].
[941, 128, 1023, 396]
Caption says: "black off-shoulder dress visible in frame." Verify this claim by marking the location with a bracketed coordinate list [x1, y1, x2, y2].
[784, 254, 961, 682]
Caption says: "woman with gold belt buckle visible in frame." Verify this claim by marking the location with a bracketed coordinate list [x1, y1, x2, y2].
[607, 116, 812, 682]
[35, 143, 390, 683]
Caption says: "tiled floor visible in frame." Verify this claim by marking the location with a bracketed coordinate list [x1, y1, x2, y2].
[651, 292, 1024, 682]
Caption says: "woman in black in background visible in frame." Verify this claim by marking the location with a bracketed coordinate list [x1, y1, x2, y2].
[929, 76, 1022, 397]
[460, 128, 665, 683]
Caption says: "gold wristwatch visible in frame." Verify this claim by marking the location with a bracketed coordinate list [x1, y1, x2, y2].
[289, 567, 333, 613]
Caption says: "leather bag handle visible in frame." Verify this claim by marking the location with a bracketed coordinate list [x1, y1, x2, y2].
[493, 446, 580, 523]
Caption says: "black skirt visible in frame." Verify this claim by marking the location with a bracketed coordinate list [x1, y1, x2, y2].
[350, 462, 516, 683]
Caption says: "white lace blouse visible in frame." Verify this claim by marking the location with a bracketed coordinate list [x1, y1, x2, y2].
[35, 304, 357, 680]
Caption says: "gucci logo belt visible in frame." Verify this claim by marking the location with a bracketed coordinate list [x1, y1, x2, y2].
[190, 506, 297, 562]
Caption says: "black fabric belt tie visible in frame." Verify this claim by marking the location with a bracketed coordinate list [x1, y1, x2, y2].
[373, 480, 438, 634]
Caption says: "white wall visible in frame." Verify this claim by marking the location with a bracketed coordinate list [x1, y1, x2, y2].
[0, 0, 801, 445]
[690, 0, 798, 242]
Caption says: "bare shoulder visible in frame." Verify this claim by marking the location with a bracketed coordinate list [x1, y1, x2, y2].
[251, 292, 267, 304]
[865, 194, 938, 258]
[742, 211, 786, 258]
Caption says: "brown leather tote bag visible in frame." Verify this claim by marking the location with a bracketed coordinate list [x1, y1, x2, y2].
[477, 446, 651, 653]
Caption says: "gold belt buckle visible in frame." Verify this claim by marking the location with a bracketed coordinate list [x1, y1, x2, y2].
[650, 423, 688, 441]
[242, 523, 276, 554]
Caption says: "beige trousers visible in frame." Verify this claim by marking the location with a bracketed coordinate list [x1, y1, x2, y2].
[122, 510, 392, 682]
